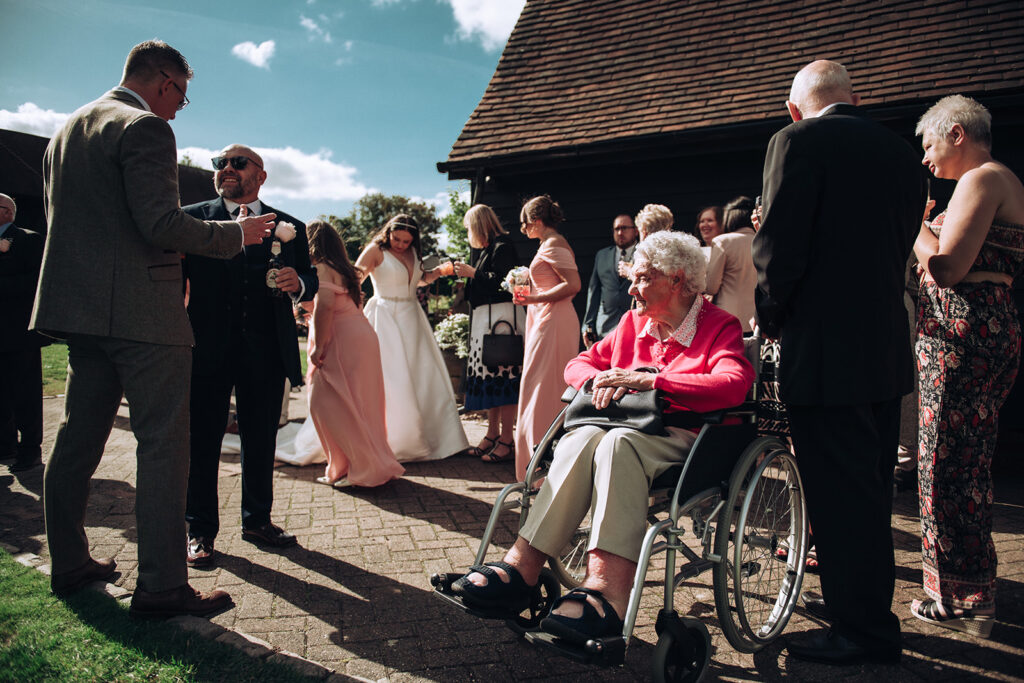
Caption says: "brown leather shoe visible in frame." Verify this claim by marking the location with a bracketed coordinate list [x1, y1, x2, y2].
[130, 584, 233, 618]
[242, 522, 297, 548]
[186, 536, 216, 568]
[51, 557, 117, 595]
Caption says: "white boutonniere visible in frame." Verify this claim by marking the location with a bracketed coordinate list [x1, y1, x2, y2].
[275, 221, 297, 243]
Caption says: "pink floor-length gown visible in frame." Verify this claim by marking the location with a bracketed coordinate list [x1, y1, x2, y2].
[515, 241, 580, 480]
[307, 282, 404, 486]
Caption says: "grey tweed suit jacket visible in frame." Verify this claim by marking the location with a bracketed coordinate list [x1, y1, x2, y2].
[31, 89, 243, 346]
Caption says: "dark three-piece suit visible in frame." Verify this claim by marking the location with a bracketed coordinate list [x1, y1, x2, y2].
[753, 103, 927, 651]
[182, 199, 316, 539]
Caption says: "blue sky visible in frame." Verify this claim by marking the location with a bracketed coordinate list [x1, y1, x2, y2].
[0, 0, 525, 221]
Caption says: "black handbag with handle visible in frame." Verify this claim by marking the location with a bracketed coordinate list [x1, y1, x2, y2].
[562, 367, 667, 435]
[481, 304, 524, 369]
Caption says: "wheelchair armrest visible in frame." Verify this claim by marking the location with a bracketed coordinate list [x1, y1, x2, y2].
[560, 385, 578, 403]
[664, 403, 752, 429]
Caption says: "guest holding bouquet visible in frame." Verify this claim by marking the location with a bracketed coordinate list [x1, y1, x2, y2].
[305, 221, 404, 488]
[513, 196, 581, 480]
[453, 205, 524, 463]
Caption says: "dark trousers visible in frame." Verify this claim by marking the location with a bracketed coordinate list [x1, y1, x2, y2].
[186, 329, 285, 538]
[787, 398, 901, 650]
[44, 335, 191, 592]
[0, 347, 43, 461]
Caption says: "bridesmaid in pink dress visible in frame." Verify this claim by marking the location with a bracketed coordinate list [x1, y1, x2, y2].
[305, 221, 404, 488]
[513, 196, 581, 480]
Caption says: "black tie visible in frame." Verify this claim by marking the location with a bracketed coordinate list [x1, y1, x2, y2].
[620, 248, 627, 261]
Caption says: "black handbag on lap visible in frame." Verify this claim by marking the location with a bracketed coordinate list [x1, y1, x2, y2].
[481, 304, 524, 369]
[563, 367, 667, 435]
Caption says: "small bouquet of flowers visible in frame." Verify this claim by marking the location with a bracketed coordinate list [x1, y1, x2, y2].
[501, 266, 531, 298]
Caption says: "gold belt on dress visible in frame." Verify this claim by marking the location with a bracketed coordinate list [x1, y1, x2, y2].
[377, 295, 415, 302]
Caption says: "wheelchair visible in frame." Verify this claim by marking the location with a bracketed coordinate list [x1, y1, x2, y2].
[433, 375, 808, 682]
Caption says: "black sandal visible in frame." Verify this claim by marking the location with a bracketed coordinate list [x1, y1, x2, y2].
[452, 561, 535, 612]
[481, 440, 514, 463]
[911, 599, 994, 638]
[541, 587, 624, 645]
[468, 435, 497, 458]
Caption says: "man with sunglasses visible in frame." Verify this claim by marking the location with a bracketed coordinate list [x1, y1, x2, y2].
[32, 41, 276, 618]
[181, 144, 317, 567]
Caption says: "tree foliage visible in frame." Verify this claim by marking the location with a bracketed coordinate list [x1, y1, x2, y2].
[441, 188, 470, 262]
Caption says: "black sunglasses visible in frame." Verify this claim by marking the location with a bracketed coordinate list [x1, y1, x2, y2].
[159, 70, 189, 111]
[211, 155, 263, 171]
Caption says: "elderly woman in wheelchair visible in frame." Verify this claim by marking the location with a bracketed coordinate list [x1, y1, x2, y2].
[451, 231, 754, 646]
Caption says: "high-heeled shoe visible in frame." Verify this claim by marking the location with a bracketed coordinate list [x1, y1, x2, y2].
[481, 440, 514, 463]
[316, 476, 352, 488]
[468, 435, 497, 458]
[911, 599, 994, 638]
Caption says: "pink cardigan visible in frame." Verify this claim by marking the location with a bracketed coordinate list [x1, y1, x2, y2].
[564, 304, 753, 414]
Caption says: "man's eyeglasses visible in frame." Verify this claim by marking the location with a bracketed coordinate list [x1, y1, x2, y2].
[159, 70, 189, 111]
[211, 155, 263, 171]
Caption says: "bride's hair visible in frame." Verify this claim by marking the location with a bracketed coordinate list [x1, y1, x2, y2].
[371, 213, 423, 258]
[307, 220, 363, 307]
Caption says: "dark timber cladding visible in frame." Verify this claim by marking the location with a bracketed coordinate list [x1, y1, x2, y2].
[437, 0, 1024, 324]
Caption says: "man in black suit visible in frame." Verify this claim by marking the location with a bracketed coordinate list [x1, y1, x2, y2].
[182, 144, 317, 567]
[752, 60, 926, 665]
[0, 193, 48, 472]
[582, 213, 637, 347]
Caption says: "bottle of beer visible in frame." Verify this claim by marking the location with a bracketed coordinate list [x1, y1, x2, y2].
[266, 240, 285, 297]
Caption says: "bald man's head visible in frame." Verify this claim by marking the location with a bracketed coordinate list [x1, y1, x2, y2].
[787, 60, 859, 120]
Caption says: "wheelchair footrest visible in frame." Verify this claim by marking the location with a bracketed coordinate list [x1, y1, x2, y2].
[523, 629, 627, 666]
[431, 577, 522, 622]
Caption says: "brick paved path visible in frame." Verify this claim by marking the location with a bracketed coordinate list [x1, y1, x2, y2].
[2, 392, 1022, 682]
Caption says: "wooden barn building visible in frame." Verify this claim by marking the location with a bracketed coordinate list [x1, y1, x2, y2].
[437, 0, 1024, 305]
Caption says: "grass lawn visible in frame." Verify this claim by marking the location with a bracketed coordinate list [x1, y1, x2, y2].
[0, 551, 319, 683]
[40, 342, 68, 396]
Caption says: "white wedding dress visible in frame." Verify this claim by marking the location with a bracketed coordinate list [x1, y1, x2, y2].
[362, 251, 469, 461]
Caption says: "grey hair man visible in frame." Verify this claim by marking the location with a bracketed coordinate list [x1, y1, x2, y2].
[752, 59, 927, 665]
[32, 40, 274, 616]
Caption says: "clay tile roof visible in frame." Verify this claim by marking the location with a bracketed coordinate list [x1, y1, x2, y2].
[441, 0, 1024, 169]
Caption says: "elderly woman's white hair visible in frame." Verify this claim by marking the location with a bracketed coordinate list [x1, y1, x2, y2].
[634, 231, 706, 296]
[915, 95, 992, 150]
[635, 204, 674, 237]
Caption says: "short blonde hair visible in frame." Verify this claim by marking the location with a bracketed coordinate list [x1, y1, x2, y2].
[916, 95, 992, 150]
[635, 204, 674, 237]
[464, 204, 506, 248]
[634, 231, 706, 296]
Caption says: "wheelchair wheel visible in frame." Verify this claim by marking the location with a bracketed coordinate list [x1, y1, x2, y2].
[547, 512, 591, 589]
[712, 437, 807, 653]
[651, 616, 710, 683]
[511, 568, 562, 630]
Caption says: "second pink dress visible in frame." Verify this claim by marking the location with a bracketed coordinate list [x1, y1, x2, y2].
[307, 282, 404, 487]
[515, 242, 580, 480]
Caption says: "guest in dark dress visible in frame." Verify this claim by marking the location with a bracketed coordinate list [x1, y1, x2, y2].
[911, 95, 1024, 638]
[453, 204, 523, 462]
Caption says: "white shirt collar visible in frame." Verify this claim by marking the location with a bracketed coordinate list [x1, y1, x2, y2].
[639, 295, 703, 348]
[222, 198, 264, 216]
[113, 86, 150, 112]
[813, 102, 846, 118]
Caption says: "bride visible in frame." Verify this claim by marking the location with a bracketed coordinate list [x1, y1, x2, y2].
[355, 214, 469, 461]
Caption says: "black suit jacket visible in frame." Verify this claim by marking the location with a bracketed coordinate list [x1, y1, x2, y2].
[0, 225, 49, 352]
[753, 104, 927, 406]
[181, 199, 317, 386]
[465, 234, 519, 309]
[583, 244, 634, 339]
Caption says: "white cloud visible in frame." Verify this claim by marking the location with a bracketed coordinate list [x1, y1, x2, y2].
[300, 15, 332, 43]
[178, 145, 373, 202]
[445, 0, 524, 51]
[0, 102, 70, 138]
[231, 40, 276, 69]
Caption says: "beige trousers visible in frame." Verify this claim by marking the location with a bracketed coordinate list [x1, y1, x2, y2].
[519, 425, 696, 563]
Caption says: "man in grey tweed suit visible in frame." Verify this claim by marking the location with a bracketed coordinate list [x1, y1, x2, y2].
[31, 40, 274, 617]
